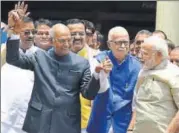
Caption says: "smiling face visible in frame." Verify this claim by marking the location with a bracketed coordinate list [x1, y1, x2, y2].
[34, 24, 52, 50]
[141, 43, 163, 70]
[67, 23, 86, 53]
[107, 27, 130, 62]
[52, 24, 72, 56]
[20, 21, 35, 49]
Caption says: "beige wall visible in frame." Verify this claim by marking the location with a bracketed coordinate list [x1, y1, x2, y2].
[156, 1, 179, 46]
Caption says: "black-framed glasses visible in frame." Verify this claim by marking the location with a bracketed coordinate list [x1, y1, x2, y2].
[23, 30, 37, 36]
[107, 40, 129, 47]
[135, 40, 144, 45]
[55, 38, 72, 44]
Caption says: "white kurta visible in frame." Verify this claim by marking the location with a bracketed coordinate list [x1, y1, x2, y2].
[1, 46, 38, 133]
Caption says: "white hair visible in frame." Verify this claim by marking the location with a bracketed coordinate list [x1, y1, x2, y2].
[108, 26, 129, 40]
[49, 23, 70, 39]
[49, 28, 55, 38]
[144, 36, 168, 59]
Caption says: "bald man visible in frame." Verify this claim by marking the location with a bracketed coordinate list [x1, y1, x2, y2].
[87, 26, 141, 133]
[6, 8, 100, 133]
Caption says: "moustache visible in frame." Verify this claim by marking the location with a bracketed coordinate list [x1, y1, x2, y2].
[73, 39, 82, 43]
[26, 38, 34, 41]
[117, 48, 126, 51]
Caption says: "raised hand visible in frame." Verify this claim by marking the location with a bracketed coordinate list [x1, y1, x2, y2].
[7, 1, 30, 34]
[14, 1, 30, 18]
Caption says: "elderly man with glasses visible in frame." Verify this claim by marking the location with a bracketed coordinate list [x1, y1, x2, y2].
[87, 26, 141, 133]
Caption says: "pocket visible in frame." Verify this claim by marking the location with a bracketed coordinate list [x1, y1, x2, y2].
[66, 106, 80, 127]
[68, 70, 81, 86]
[23, 101, 42, 132]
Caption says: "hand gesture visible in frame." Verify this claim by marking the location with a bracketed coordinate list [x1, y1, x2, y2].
[102, 57, 113, 74]
[95, 56, 113, 74]
[8, 1, 30, 34]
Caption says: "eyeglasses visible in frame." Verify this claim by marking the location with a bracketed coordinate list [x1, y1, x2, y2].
[55, 38, 72, 44]
[86, 32, 93, 37]
[36, 31, 49, 36]
[107, 40, 129, 47]
[23, 30, 37, 36]
[170, 59, 179, 63]
[71, 32, 85, 37]
[135, 40, 144, 45]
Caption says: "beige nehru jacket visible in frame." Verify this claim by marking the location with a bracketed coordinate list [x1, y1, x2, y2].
[133, 60, 179, 133]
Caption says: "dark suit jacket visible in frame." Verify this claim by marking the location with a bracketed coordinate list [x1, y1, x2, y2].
[6, 39, 100, 133]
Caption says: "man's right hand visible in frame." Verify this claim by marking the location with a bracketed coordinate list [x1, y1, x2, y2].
[8, 1, 30, 34]
[95, 57, 113, 74]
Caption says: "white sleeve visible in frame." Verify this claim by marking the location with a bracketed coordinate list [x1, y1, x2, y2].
[98, 70, 110, 93]
[132, 89, 136, 111]
[90, 57, 110, 93]
[9, 34, 20, 40]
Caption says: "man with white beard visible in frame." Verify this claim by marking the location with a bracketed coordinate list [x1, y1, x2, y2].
[133, 36, 179, 133]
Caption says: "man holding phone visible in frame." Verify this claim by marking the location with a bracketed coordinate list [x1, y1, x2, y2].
[87, 26, 141, 133]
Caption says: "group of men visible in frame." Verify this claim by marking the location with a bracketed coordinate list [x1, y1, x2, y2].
[1, 1, 179, 133]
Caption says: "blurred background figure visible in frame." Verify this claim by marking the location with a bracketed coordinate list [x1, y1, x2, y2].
[34, 18, 52, 51]
[1, 22, 8, 67]
[152, 30, 167, 40]
[92, 30, 105, 51]
[129, 39, 136, 56]
[83, 20, 95, 48]
[134, 30, 152, 63]
[166, 39, 175, 56]
[170, 46, 179, 67]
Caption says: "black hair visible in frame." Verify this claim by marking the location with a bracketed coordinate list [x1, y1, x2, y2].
[82, 20, 95, 34]
[22, 16, 33, 23]
[136, 30, 152, 38]
[66, 18, 84, 25]
[35, 18, 52, 28]
[166, 39, 175, 50]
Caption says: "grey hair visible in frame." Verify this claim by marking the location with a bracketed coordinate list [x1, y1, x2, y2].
[144, 36, 168, 59]
[135, 30, 152, 38]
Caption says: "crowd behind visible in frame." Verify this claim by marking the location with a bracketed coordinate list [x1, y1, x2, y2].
[1, 1, 179, 133]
